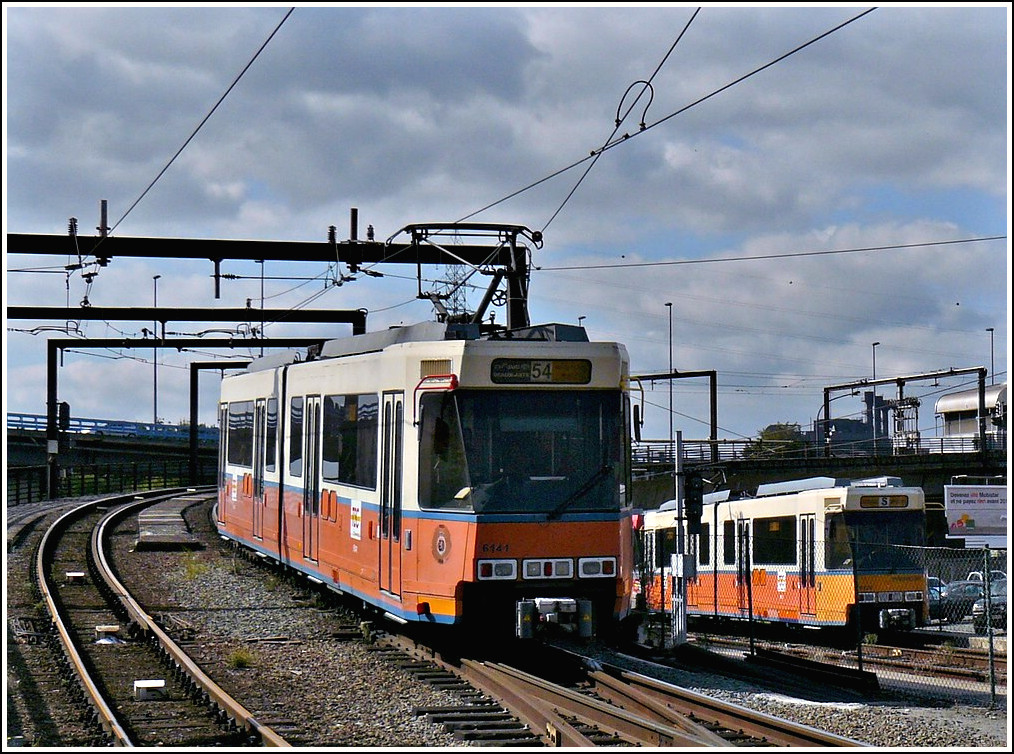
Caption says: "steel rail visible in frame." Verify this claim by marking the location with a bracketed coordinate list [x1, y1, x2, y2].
[374, 634, 559, 745]
[600, 666, 868, 747]
[703, 634, 1007, 686]
[456, 659, 599, 746]
[35, 494, 148, 745]
[33, 487, 290, 747]
[93, 490, 291, 747]
[576, 668, 731, 745]
[382, 633, 695, 746]
[466, 660, 723, 747]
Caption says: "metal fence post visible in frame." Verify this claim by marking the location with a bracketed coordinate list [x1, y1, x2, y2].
[983, 546, 997, 706]
[746, 530, 755, 657]
[848, 532, 863, 672]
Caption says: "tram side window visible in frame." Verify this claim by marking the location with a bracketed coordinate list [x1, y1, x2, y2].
[723, 520, 736, 564]
[322, 393, 379, 489]
[265, 398, 277, 473]
[752, 515, 796, 565]
[289, 396, 303, 477]
[418, 392, 470, 510]
[697, 522, 710, 565]
[227, 401, 254, 467]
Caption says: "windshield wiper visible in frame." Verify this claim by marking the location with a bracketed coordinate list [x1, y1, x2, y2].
[546, 464, 611, 521]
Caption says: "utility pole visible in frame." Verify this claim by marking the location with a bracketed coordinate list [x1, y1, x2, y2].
[153, 275, 161, 424]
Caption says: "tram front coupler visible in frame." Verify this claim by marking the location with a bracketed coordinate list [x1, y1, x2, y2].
[878, 606, 916, 631]
[516, 597, 593, 639]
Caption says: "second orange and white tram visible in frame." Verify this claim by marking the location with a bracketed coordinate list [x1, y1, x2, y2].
[636, 477, 929, 633]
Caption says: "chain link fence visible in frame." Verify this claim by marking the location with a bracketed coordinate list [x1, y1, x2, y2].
[640, 539, 1007, 705]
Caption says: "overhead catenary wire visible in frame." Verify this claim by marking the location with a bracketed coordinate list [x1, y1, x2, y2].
[107, 8, 295, 238]
[458, 7, 876, 225]
[540, 8, 701, 234]
[535, 235, 1006, 272]
[37, 7, 298, 336]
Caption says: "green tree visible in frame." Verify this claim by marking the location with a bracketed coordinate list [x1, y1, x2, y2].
[744, 422, 807, 457]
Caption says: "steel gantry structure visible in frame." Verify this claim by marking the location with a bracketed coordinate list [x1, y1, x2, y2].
[7, 213, 541, 330]
[820, 366, 992, 456]
[8, 215, 543, 498]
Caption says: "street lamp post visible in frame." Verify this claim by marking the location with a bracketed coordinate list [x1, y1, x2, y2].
[986, 327, 995, 385]
[817, 390, 859, 456]
[871, 342, 880, 450]
[578, 315, 586, 328]
[153, 275, 161, 424]
[666, 303, 674, 493]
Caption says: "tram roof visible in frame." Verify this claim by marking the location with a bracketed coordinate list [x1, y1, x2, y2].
[317, 319, 590, 360]
[754, 475, 905, 497]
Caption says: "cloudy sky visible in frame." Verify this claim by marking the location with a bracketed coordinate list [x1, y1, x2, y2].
[4, 3, 1009, 444]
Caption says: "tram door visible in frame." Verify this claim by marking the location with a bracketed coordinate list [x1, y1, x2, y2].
[302, 396, 321, 562]
[379, 393, 404, 597]
[736, 519, 751, 616]
[252, 399, 266, 539]
[799, 514, 817, 617]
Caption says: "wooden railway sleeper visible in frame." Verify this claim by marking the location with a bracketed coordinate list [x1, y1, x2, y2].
[560, 714, 625, 745]
[443, 719, 530, 734]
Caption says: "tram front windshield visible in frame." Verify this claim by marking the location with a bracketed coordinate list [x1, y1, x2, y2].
[418, 389, 623, 515]
[826, 510, 925, 572]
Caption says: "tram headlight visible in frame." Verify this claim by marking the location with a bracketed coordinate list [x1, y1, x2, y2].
[522, 558, 573, 579]
[578, 557, 617, 578]
[477, 559, 517, 580]
[905, 591, 924, 602]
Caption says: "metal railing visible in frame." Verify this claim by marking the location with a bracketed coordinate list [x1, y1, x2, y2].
[6, 459, 218, 506]
[633, 434, 1006, 468]
[7, 412, 218, 443]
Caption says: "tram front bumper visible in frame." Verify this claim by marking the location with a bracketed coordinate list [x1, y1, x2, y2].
[516, 597, 593, 639]
[878, 607, 916, 631]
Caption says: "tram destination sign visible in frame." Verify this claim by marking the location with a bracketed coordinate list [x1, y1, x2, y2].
[490, 358, 591, 384]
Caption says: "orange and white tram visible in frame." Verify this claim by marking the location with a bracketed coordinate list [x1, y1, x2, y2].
[216, 320, 636, 639]
[635, 477, 929, 632]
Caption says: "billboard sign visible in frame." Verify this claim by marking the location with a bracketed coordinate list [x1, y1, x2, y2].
[944, 485, 1007, 541]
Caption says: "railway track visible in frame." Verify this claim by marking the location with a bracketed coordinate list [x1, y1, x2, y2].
[853, 643, 1006, 684]
[8, 499, 99, 746]
[11, 492, 1004, 747]
[31, 489, 291, 746]
[698, 634, 1007, 687]
[377, 632, 865, 746]
[47, 492, 885, 747]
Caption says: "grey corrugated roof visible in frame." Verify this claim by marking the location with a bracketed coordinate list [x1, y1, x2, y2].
[934, 383, 1006, 415]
